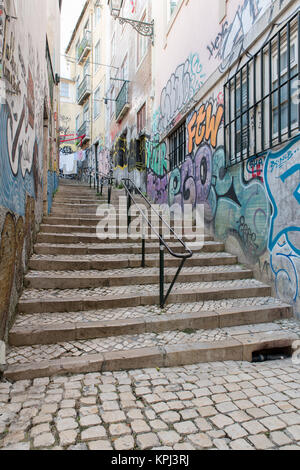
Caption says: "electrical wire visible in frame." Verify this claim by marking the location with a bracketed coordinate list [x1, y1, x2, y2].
[61, 54, 119, 70]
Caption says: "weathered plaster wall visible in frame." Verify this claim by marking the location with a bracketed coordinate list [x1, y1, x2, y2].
[0, 0, 60, 341]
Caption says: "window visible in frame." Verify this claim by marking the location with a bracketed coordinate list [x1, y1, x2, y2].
[76, 114, 80, 132]
[110, 86, 114, 120]
[170, 0, 179, 16]
[84, 103, 89, 123]
[111, 33, 116, 59]
[169, 122, 186, 170]
[95, 5, 101, 25]
[137, 103, 146, 133]
[94, 41, 100, 72]
[137, 12, 148, 66]
[60, 82, 69, 98]
[272, 42, 298, 136]
[94, 86, 101, 119]
[224, 12, 300, 167]
[84, 58, 90, 77]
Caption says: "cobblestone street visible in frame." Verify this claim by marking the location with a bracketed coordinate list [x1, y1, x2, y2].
[1, 359, 300, 451]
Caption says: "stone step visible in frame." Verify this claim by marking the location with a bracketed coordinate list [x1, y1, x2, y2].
[39, 222, 185, 234]
[17, 281, 271, 313]
[33, 241, 224, 255]
[43, 216, 183, 226]
[28, 252, 239, 271]
[37, 233, 211, 245]
[9, 304, 292, 346]
[4, 325, 297, 380]
[24, 266, 253, 289]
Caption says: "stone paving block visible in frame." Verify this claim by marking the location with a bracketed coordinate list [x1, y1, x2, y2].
[88, 440, 113, 450]
[33, 433, 55, 448]
[248, 434, 275, 450]
[60, 430, 78, 446]
[80, 415, 102, 427]
[81, 426, 107, 442]
[158, 431, 181, 446]
[173, 421, 197, 435]
[136, 433, 160, 450]
[113, 435, 135, 450]
[188, 433, 212, 449]
[131, 420, 151, 434]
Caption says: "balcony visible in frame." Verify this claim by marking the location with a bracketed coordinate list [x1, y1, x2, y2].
[76, 31, 91, 64]
[115, 81, 130, 122]
[77, 74, 91, 105]
[77, 120, 90, 144]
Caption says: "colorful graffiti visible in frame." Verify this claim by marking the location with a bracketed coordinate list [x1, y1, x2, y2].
[265, 137, 300, 311]
[187, 102, 224, 153]
[158, 53, 206, 133]
[207, 0, 274, 71]
[209, 146, 270, 262]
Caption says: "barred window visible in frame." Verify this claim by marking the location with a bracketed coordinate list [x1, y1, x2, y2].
[224, 12, 300, 167]
[169, 122, 186, 170]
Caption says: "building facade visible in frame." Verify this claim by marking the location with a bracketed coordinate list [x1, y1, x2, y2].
[147, 0, 300, 317]
[0, 0, 61, 345]
[63, 0, 110, 179]
[106, 0, 153, 191]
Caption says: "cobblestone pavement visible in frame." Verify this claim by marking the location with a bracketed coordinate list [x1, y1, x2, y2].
[14, 297, 284, 327]
[6, 320, 300, 366]
[1, 359, 300, 450]
[30, 252, 234, 262]
[20, 279, 264, 300]
[27, 264, 248, 278]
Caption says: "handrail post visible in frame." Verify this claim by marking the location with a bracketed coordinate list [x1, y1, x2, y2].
[159, 237, 165, 309]
[89, 173, 92, 188]
[94, 175, 96, 190]
[108, 178, 112, 205]
[96, 173, 99, 194]
[127, 188, 131, 234]
[141, 212, 146, 268]
[100, 178, 103, 196]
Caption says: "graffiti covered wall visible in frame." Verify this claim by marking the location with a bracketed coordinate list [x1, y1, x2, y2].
[147, 0, 299, 316]
[0, 0, 60, 341]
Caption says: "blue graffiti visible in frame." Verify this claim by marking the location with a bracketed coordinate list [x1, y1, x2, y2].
[0, 102, 36, 216]
[264, 136, 300, 257]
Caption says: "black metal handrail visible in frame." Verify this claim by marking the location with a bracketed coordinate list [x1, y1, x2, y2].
[122, 178, 193, 308]
[88, 170, 115, 204]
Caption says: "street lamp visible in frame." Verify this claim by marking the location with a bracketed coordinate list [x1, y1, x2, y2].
[108, 0, 154, 44]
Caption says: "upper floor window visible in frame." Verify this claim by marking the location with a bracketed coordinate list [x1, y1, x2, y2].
[94, 41, 101, 72]
[137, 11, 148, 66]
[94, 86, 101, 119]
[60, 82, 70, 98]
[95, 5, 101, 25]
[224, 12, 299, 167]
[169, 121, 186, 171]
[170, 0, 179, 17]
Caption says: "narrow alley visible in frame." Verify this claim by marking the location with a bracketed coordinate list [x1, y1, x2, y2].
[0, 0, 300, 454]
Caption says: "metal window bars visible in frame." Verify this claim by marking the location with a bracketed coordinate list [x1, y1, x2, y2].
[224, 11, 300, 167]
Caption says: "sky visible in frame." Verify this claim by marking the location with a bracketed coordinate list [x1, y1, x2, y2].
[60, 0, 86, 77]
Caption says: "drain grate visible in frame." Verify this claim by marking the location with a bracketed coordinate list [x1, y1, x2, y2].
[252, 346, 292, 363]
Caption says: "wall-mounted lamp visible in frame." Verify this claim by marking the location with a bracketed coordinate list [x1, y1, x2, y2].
[108, 0, 154, 44]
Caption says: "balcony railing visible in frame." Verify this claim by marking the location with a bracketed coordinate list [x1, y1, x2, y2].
[115, 81, 130, 122]
[77, 74, 91, 105]
[77, 120, 90, 143]
[76, 30, 91, 64]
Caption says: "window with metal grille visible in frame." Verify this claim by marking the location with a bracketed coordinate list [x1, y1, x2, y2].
[169, 122, 186, 170]
[224, 12, 300, 167]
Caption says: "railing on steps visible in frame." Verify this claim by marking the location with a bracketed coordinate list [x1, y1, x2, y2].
[87, 172, 193, 308]
[122, 178, 193, 308]
[88, 170, 115, 204]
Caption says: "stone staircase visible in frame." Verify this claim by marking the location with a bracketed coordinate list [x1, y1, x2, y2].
[4, 181, 298, 381]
